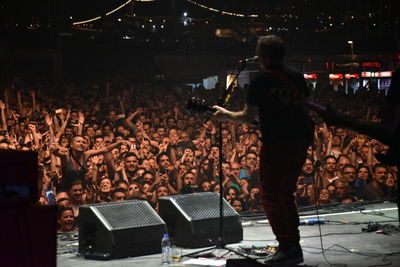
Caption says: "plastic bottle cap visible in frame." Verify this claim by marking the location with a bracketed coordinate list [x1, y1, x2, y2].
[163, 234, 169, 238]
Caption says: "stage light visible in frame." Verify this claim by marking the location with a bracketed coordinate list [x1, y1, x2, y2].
[183, 12, 188, 17]
[118, 18, 122, 22]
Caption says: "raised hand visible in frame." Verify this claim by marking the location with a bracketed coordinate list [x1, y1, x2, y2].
[45, 114, 53, 127]
[78, 111, 85, 124]
[28, 123, 37, 133]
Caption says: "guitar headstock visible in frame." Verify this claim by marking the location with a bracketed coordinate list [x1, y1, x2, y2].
[186, 98, 215, 113]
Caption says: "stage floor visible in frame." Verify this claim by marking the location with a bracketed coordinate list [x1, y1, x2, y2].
[58, 201, 400, 267]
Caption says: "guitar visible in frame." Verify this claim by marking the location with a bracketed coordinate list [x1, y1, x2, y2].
[187, 97, 399, 166]
[186, 98, 216, 113]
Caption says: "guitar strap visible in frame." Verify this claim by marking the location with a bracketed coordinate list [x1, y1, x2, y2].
[267, 67, 304, 101]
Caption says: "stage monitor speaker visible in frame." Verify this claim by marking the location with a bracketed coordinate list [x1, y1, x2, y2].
[159, 192, 243, 248]
[79, 200, 167, 259]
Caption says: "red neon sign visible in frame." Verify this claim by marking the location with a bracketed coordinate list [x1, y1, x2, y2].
[329, 74, 343, 80]
[304, 74, 317, 79]
[345, 74, 360, 79]
[361, 61, 381, 68]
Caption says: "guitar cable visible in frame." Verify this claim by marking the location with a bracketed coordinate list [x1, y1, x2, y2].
[311, 165, 335, 266]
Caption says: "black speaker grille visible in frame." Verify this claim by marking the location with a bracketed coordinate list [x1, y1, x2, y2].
[167, 193, 237, 221]
[91, 200, 164, 230]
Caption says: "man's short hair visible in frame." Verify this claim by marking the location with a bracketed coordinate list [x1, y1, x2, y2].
[257, 35, 285, 63]
[114, 179, 128, 188]
[65, 179, 83, 191]
[324, 155, 337, 163]
[111, 188, 127, 198]
[57, 206, 74, 219]
[156, 152, 170, 164]
[342, 164, 356, 171]
[373, 163, 387, 173]
[125, 152, 138, 160]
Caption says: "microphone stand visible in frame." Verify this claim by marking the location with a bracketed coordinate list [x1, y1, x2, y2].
[183, 60, 254, 260]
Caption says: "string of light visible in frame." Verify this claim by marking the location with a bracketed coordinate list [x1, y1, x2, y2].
[73, 0, 132, 26]
[185, 0, 259, 18]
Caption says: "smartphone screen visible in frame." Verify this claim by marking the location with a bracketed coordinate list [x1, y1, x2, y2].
[45, 190, 56, 206]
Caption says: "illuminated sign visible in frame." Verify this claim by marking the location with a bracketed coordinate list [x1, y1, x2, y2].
[361, 72, 372, 77]
[329, 74, 343, 80]
[361, 71, 392, 78]
[345, 74, 360, 79]
[375, 71, 392, 77]
[361, 61, 381, 68]
[304, 74, 317, 79]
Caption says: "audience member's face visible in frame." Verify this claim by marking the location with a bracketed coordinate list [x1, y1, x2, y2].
[230, 163, 241, 178]
[58, 210, 74, 232]
[157, 127, 166, 137]
[125, 156, 138, 172]
[302, 159, 313, 175]
[141, 159, 151, 170]
[152, 133, 161, 143]
[142, 183, 151, 193]
[227, 189, 237, 199]
[325, 158, 337, 172]
[335, 182, 347, 197]
[357, 167, 369, 180]
[113, 192, 127, 202]
[213, 184, 220, 193]
[342, 167, 356, 182]
[245, 153, 257, 168]
[319, 189, 330, 201]
[128, 183, 140, 197]
[60, 138, 69, 148]
[68, 184, 83, 202]
[86, 127, 94, 137]
[143, 173, 154, 184]
[338, 157, 350, 172]
[184, 149, 194, 162]
[158, 155, 170, 169]
[178, 165, 188, 176]
[100, 179, 112, 193]
[307, 146, 313, 157]
[70, 136, 85, 152]
[156, 186, 169, 198]
[202, 182, 211, 192]
[374, 167, 387, 184]
[183, 173, 195, 185]
[231, 200, 243, 212]
[360, 147, 369, 160]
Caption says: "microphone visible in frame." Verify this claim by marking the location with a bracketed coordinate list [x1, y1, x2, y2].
[239, 56, 258, 64]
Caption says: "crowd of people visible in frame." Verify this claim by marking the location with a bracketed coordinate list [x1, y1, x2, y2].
[0, 76, 397, 232]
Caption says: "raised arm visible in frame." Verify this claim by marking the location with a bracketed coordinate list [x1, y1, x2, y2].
[124, 108, 142, 134]
[0, 100, 7, 131]
[55, 111, 70, 140]
[84, 140, 127, 159]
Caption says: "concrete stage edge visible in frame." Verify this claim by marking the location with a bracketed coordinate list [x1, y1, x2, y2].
[57, 202, 400, 267]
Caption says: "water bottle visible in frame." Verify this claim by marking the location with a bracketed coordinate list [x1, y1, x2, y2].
[161, 233, 171, 264]
[299, 218, 325, 225]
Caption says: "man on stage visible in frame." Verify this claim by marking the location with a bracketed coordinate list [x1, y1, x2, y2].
[213, 35, 314, 265]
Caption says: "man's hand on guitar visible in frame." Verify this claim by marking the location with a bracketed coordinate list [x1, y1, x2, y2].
[212, 105, 230, 121]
